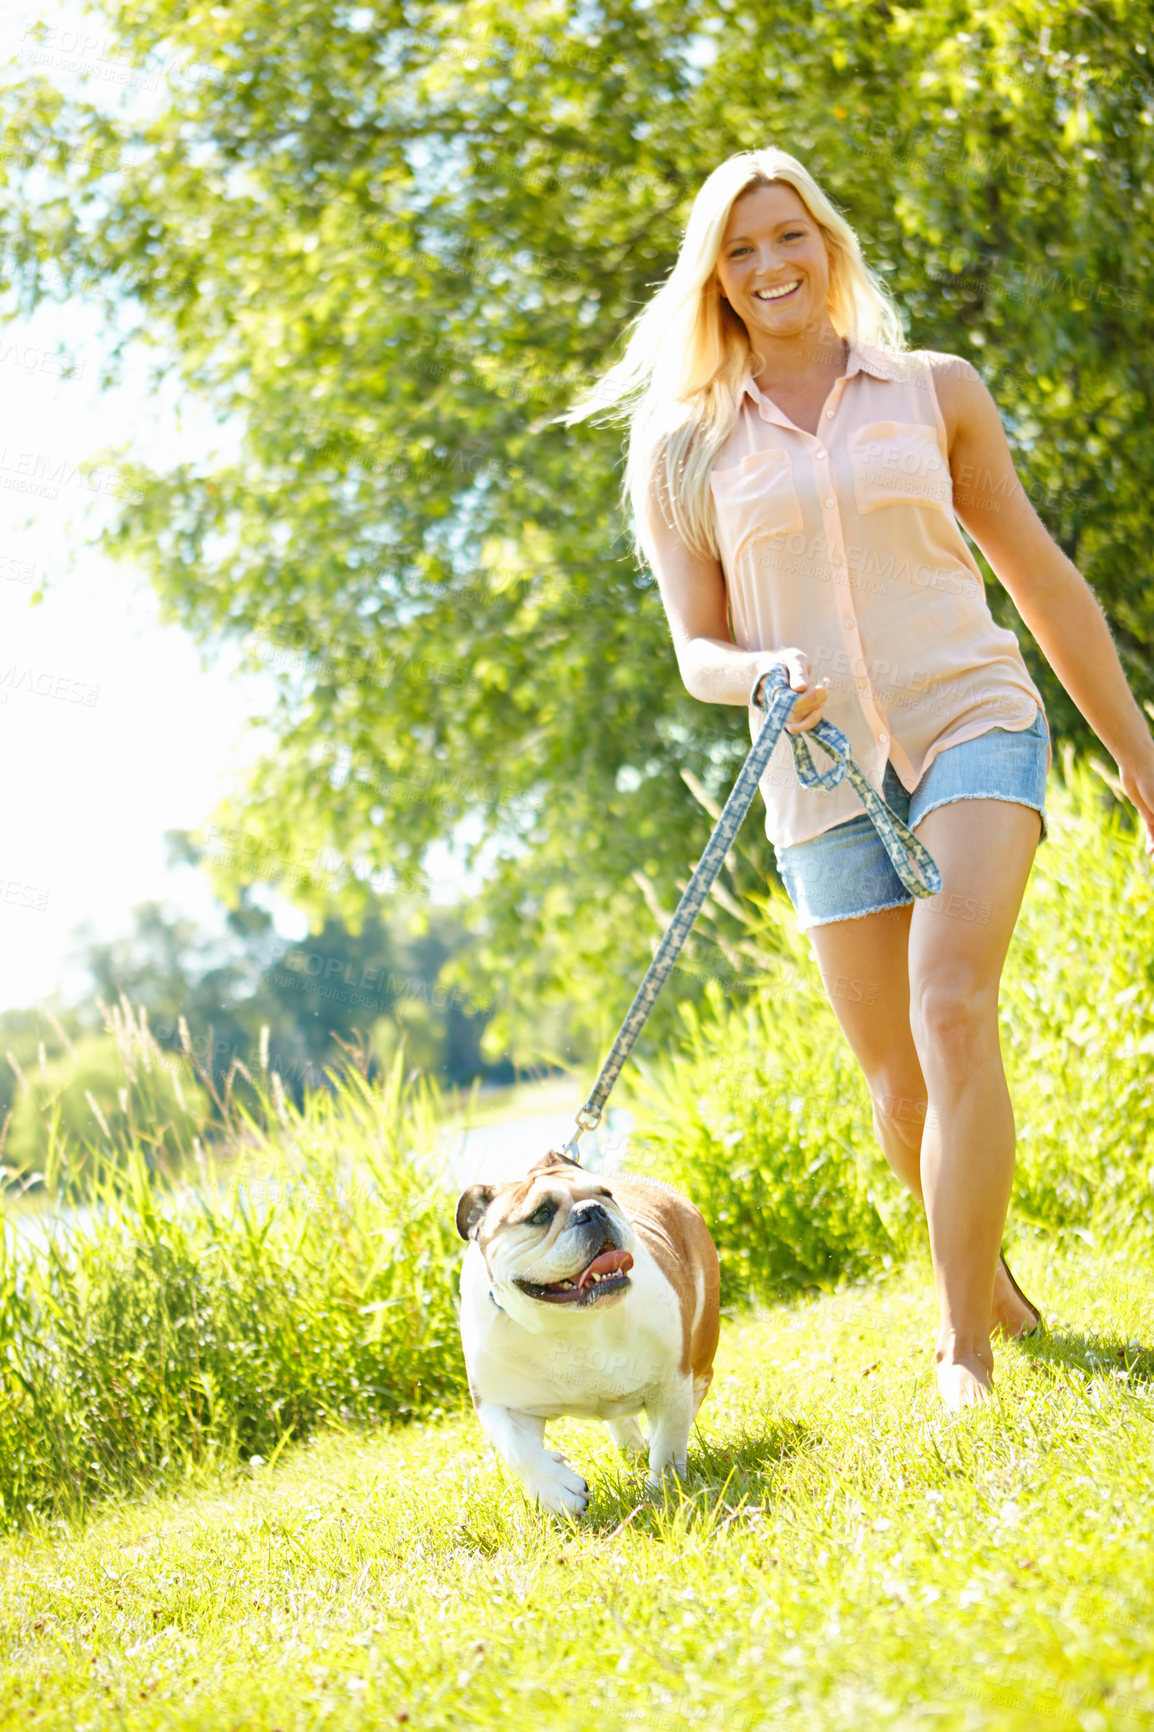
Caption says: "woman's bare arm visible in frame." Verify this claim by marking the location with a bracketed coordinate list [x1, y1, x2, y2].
[931, 353, 1154, 851]
[640, 472, 830, 732]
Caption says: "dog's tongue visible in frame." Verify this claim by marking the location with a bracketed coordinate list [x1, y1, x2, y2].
[578, 1248, 634, 1290]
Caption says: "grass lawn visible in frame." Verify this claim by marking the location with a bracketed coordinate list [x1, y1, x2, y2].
[2, 1239, 1152, 1732]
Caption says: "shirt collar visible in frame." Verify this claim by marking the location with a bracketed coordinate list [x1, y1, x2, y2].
[740, 336, 905, 419]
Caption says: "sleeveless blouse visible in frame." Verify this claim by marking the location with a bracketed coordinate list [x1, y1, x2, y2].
[709, 338, 1049, 848]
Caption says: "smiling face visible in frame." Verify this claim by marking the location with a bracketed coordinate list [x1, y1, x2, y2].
[714, 180, 834, 346]
[456, 1151, 636, 1320]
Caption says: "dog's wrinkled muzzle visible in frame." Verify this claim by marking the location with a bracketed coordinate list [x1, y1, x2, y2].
[514, 1244, 634, 1307]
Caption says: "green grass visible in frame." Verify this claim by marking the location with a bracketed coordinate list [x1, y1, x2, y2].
[3, 1239, 1152, 1732]
[0, 1052, 467, 1526]
[3, 756, 1151, 1725]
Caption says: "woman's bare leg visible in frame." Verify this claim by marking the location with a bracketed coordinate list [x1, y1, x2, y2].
[806, 895, 1039, 1363]
[905, 798, 1043, 1409]
[806, 901, 927, 1191]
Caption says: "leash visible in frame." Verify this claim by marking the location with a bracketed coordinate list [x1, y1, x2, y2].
[559, 664, 941, 1162]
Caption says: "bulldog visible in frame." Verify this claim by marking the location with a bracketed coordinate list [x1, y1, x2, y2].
[455, 1147, 720, 1516]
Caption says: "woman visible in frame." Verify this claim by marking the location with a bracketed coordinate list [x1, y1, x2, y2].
[563, 147, 1154, 1410]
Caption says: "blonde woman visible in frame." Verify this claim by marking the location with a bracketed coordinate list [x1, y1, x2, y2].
[564, 147, 1154, 1410]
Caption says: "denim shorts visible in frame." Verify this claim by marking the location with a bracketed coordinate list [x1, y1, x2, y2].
[773, 707, 1050, 930]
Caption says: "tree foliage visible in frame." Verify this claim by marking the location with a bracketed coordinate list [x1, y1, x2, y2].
[0, 884, 509, 1153]
[2, 0, 1152, 1063]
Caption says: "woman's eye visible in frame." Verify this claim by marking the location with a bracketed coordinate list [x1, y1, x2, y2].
[728, 232, 804, 258]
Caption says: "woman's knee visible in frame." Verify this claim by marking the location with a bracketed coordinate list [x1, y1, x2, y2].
[869, 1073, 928, 1146]
[909, 973, 999, 1070]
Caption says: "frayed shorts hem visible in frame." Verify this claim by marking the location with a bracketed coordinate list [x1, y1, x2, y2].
[789, 790, 1045, 931]
[911, 789, 1048, 845]
[773, 710, 1050, 931]
[796, 893, 912, 933]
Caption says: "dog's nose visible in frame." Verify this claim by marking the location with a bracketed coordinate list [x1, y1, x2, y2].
[572, 1201, 610, 1229]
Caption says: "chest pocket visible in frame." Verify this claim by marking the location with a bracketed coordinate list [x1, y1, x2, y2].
[848, 421, 953, 515]
[710, 447, 804, 561]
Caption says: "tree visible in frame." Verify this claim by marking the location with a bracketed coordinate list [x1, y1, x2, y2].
[0, 883, 507, 1151]
[2, 0, 1151, 1066]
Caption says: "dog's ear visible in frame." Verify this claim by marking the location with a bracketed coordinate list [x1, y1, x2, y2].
[537, 1146, 582, 1170]
[456, 1184, 496, 1241]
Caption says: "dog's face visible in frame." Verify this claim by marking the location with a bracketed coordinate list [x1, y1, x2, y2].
[456, 1149, 635, 1325]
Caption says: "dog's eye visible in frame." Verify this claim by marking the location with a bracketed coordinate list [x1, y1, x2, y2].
[526, 1201, 556, 1228]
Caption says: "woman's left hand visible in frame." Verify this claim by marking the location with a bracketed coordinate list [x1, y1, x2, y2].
[1118, 755, 1154, 858]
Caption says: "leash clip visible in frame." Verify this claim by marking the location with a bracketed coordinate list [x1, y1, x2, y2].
[559, 1102, 601, 1165]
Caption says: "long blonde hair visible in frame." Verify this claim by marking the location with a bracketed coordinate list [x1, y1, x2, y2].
[558, 147, 908, 565]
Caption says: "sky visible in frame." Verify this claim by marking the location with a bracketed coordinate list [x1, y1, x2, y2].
[0, 286, 284, 1012]
[0, 3, 468, 1015]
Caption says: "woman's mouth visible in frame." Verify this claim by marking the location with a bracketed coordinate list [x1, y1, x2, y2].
[753, 280, 802, 304]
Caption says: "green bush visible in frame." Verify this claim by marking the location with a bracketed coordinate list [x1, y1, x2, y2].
[0, 1052, 465, 1529]
[625, 755, 1154, 1304]
[999, 751, 1154, 1237]
[625, 907, 919, 1308]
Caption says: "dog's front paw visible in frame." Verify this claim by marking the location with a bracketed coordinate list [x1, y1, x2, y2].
[647, 1457, 687, 1493]
[526, 1450, 590, 1518]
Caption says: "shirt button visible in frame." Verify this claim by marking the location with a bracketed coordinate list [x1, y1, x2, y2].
[815, 447, 826, 458]
[842, 617, 854, 629]
[879, 732, 889, 744]
[825, 497, 835, 508]
[825, 409, 835, 419]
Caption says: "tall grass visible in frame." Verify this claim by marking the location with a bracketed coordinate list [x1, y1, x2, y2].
[0, 1029, 466, 1530]
[625, 754, 1154, 1304]
[1, 756, 1149, 1532]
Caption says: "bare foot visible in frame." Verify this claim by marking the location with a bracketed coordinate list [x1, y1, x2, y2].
[990, 1260, 1041, 1340]
[936, 1354, 994, 1410]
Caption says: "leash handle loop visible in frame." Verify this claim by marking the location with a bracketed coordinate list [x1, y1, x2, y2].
[787, 719, 942, 899]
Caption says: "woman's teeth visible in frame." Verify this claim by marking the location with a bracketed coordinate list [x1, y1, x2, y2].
[754, 281, 802, 301]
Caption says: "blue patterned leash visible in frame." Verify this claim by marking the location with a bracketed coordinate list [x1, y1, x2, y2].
[559, 664, 941, 1159]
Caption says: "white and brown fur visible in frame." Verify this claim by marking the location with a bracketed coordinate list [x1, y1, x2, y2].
[456, 1148, 720, 1516]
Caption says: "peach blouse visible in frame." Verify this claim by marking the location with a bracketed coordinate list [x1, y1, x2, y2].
[709, 337, 1049, 848]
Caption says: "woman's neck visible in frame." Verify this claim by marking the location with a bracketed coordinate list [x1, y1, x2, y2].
[751, 326, 847, 389]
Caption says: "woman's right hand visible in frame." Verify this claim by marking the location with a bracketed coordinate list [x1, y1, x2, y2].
[754, 650, 831, 734]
